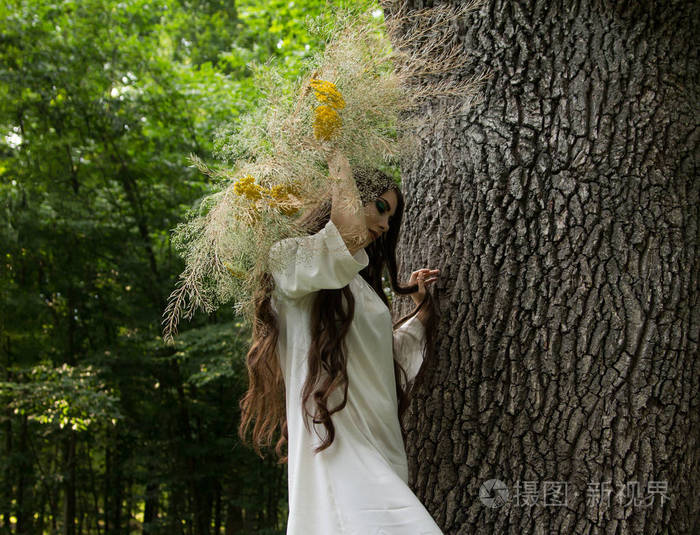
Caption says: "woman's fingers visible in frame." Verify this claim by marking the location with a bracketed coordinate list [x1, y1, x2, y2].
[413, 268, 439, 275]
[408, 269, 439, 295]
[410, 269, 439, 280]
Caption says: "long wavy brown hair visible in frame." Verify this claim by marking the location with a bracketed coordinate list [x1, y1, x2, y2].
[238, 177, 438, 464]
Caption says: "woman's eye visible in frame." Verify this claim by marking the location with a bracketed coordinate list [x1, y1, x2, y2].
[376, 199, 386, 214]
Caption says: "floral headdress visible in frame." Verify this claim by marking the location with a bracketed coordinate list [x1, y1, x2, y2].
[162, 3, 490, 343]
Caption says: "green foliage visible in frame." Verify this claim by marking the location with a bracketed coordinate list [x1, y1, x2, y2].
[0, 0, 344, 532]
[0, 364, 121, 431]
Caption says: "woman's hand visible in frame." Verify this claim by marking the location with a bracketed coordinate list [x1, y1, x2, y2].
[408, 268, 440, 306]
[326, 149, 352, 181]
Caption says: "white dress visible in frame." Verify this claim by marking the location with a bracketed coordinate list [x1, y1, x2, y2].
[269, 218, 444, 535]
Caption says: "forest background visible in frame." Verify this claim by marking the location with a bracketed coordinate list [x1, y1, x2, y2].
[0, 0, 360, 533]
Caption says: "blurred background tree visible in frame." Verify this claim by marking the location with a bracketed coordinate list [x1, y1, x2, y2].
[0, 0, 375, 533]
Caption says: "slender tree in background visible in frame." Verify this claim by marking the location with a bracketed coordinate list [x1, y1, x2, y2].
[385, 0, 699, 533]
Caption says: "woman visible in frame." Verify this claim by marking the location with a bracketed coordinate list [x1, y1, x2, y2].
[239, 151, 442, 534]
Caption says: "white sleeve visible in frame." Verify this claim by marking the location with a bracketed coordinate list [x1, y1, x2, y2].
[393, 314, 427, 388]
[269, 218, 369, 300]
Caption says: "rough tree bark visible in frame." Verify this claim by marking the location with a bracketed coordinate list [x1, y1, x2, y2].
[386, 1, 699, 533]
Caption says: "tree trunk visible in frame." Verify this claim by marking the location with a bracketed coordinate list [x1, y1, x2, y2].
[106, 428, 123, 535]
[36, 490, 46, 534]
[62, 431, 77, 535]
[104, 442, 111, 535]
[224, 501, 243, 535]
[2, 348, 13, 532]
[16, 414, 33, 534]
[386, 1, 699, 534]
[87, 441, 102, 535]
[112, 439, 123, 535]
[125, 476, 134, 534]
[2, 408, 11, 531]
[213, 483, 222, 535]
[143, 481, 159, 533]
[49, 443, 60, 532]
[167, 486, 186, 535]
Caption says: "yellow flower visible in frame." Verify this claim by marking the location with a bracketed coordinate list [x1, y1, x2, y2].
[309, 80, 344, 141]
[313, 105, 342, 141]
[234, 177, 300, 217]
[233, 175, 264, 200]
[268, 183, 299, 200]
[309, 79, 345, 110]
[224, 263, 247, 279]
[267, 182, 300, 216]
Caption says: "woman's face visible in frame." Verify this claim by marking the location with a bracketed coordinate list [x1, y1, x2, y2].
[363, 189, 398, 245]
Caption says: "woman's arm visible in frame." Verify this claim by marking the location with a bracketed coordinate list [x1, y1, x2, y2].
[268, 218, 369, 300]
[267, 150, 371, 300]
[394, 270, 439, 387]
[326, 150, 369, 256]
[393, 314, 426, 388]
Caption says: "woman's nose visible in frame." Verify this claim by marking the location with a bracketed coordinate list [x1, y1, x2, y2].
[378, 218, 389, 232]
